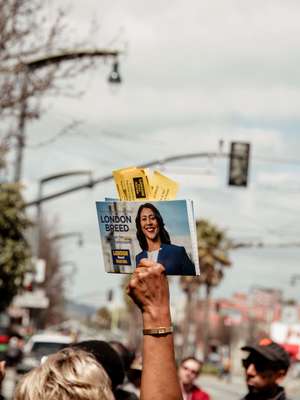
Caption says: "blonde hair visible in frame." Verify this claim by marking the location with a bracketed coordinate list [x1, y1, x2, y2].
[14, 348, 115, 400]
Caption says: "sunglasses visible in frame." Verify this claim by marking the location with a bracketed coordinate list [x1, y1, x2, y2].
[242, 356, 276, 373]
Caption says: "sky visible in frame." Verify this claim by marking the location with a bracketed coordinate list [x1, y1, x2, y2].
[6, 0, 300, 307]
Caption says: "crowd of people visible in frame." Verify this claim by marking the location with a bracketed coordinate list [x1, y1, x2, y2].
[0, 259, 293, 400]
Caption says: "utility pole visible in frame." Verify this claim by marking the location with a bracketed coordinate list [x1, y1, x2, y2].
[13, 49, 122, 183]
[15, 68, 29, 183]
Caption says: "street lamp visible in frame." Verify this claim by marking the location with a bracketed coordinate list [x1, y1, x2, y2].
[108, 58, 122, 84]
[36, 170, 92, 256]
[13, 48, 122, 183]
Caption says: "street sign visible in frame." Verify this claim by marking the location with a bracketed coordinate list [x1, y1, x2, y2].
[228, 142, 251, 187]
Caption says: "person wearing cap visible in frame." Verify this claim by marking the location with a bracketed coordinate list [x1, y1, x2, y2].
[241, 338, 291, 400]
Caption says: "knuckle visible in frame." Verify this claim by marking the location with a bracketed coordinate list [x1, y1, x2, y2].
[155, 263, 166, 274]
[128, 277, 138, 289]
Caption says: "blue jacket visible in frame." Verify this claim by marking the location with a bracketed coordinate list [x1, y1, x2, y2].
[135, 243, 196, 275]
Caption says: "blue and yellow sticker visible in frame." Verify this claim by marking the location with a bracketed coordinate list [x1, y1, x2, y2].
[112, 249, 131, 266]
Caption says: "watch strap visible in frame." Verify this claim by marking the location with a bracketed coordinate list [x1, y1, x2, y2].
[143, 326, 173, 336]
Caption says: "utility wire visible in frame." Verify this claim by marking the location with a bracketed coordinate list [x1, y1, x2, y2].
[232, 241, 300, 249]
[255, 155, 300, 166]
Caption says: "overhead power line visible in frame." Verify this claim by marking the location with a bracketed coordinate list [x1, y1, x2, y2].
[232, 241, 300, 249]
[255, 155, 300, 166]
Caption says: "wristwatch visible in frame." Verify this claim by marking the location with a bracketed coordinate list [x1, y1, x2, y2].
[143, 326, 173, 336]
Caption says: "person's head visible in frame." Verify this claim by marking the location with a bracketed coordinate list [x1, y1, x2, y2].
[109, 340, 135, 373]
[14, 347, 114, 400]
[127, 355, 142, 389]
[71, 340, 125, 390]
[178, 356, 203, 388]
[241, 338, 290, 394]
[135, 203, 171, 250]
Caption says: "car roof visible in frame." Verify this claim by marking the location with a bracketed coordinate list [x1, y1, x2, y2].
[29, 332, 73, 344]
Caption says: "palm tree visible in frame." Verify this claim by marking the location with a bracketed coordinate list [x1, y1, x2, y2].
[180, 219, 232, 359]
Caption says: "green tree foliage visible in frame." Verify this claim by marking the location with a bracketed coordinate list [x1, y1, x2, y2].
[180, 219, 231, 295]
[0, 183, 32, 311]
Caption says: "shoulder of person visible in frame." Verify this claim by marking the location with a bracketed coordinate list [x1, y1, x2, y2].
[191, 386, 210, 400]
[275, 386, 289, 400]
[136, 250, 144, 259]
[162, 243, 183, 252]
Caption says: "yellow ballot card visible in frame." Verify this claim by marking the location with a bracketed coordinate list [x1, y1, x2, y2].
[112, 167, 135, 200]
[149, 170, 179, 200]
[113, 167, 151, 201]
[112, 169, 124, 200]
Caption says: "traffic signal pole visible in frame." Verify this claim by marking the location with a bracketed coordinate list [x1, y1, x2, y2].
[24, 152, 228, 208]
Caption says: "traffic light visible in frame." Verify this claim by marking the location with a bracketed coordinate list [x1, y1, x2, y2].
[228, 142, 250, 187]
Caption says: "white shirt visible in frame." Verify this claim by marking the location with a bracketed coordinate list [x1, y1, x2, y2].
[147, 249, 159, 262]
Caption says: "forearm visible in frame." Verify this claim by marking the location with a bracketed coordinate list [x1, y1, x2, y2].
[127, 260, 182, 400]
[141, 310, 182, 400]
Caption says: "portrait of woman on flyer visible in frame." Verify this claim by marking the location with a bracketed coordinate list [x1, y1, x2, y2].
[135, 203, 196, 275]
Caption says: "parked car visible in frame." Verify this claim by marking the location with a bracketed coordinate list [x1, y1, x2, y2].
[16, 332, 73, 374]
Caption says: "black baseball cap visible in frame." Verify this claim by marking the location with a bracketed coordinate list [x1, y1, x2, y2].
[71, 340, 125, 389]
[241, 338, 290, 370]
